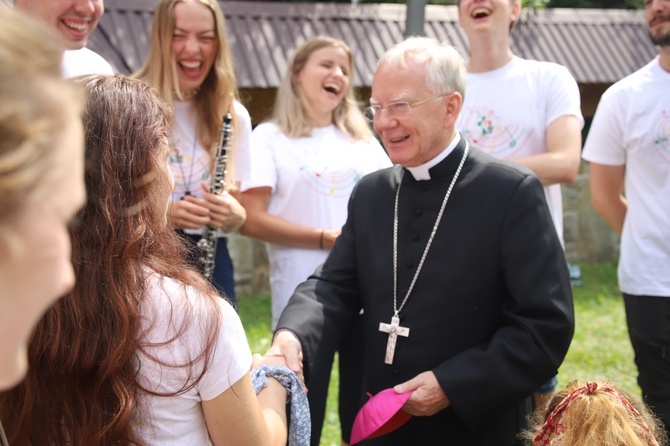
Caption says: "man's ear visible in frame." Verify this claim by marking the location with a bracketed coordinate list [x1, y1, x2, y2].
[510, 0, 522, 23]
[444, 92, 463, 130]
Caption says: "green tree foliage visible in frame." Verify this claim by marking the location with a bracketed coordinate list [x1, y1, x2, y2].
[545, 0, 643, 7]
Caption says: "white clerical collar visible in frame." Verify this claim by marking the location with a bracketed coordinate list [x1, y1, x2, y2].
[406, 133, 461, 181]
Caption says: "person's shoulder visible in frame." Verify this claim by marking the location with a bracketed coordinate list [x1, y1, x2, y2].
[609, 57, 663, 92]
[515, 57, 573, 79]
[520, 57, 565, 70]
[61, 47, 114, 78]
[213, 296, 241, 329]
[143, 271, 218, 321]
[252, 121, 282, 137]
[253, 121, 279, 131]
[233, 100, 251, 120]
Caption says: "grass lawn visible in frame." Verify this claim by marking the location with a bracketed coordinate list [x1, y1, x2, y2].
[237, 261, 638, 446]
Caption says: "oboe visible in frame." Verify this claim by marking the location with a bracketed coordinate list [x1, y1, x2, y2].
[197, 112, 233, 280]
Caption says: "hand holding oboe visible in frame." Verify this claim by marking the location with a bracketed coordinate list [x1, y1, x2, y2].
[168, 195, 210, 230]
[198, 181, 246, 233]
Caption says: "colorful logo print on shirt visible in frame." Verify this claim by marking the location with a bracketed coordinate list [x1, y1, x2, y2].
[460, 107, 532, 159]
[653, 110, 670, 163]
[299, 164, 362, 197]
[169, 139, 210, 197]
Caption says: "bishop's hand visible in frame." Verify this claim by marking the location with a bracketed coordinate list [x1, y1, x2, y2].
[394, 371, 450, 416]
[265, 329, 305, 390]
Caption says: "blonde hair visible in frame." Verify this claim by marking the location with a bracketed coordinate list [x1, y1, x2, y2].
[525, 380, 667, 446]
[134, 0, 240, 186]
[272, 35, 372, 140]
[0, 7, 82, 223]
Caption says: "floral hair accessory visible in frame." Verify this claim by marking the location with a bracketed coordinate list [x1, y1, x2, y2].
[533, 381, 660, 446]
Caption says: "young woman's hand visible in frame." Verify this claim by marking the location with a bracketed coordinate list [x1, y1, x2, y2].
[168, 195, 210, 229]
[200, 182, 247, 232]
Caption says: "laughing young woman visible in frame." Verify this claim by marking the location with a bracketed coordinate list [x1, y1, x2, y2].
[239, 36, 391, 446]
[134, 0, 251, 304]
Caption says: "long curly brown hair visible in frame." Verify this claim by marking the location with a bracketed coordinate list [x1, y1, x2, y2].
[0, 75, 222, 445]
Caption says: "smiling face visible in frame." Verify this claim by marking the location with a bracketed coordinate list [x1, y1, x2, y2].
[171, 1, 218, 97]
[14, 0, 104, 50]
[371, 57, 461, 168]
[457, 0, 520, 38]
[0, 114, 85, 389]
[294, 45, 351, 127]
[646, 0, 670, 47]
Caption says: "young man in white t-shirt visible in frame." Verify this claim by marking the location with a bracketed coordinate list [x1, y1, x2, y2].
[14, 0, 114, 77]
[583, 0, 670, 437]
[456, 0, 584, 407]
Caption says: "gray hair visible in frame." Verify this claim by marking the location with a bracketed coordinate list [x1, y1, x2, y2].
[377, 37, 466, 99]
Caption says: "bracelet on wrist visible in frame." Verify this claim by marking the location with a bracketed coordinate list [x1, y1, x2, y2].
[319, 229, 325, 250]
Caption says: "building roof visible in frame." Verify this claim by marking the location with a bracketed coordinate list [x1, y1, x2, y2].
[90, 1, 657, 87]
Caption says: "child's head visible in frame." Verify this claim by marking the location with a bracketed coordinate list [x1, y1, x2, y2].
[528, 380, 666, 446]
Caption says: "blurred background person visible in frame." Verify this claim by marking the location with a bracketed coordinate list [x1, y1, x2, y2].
[0, 74, 288, 446]
[583, 0, 670, 436]
[456, 0, 583, 407]
[240, 36, 391, 446]
[14, 0, 114, 77]
[135, 0, 252, 304]
[0, 6, 85, 392]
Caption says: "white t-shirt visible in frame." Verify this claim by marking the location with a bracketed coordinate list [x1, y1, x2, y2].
[242, 122, 392, 327]
[583, 56, 670, 297]
[459, 56, 584, 242]
[169, 100, 252, 237]
[134, 273, 252, 445]
[61, 47, 114, 78]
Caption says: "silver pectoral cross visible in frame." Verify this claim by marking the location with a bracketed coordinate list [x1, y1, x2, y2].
[379, 315, 410, 365]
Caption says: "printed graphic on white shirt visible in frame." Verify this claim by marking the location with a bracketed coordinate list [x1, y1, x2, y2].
[459, 106, 532, 159]
[654, 109, 670, 163]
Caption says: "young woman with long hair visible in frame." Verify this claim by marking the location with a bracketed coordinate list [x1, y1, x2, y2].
[240, 36, 391, 446]
[0, 74, 287, 446]
[134, 0, 251, 303]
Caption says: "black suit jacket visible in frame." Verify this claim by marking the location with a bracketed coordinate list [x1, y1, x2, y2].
[277, 137, 574, 445]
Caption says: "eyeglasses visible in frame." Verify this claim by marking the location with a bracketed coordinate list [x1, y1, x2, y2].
[364, 94, 451, 122]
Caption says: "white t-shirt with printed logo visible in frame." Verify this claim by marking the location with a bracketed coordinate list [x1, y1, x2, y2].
[459, 56, 584, 243]
[583, 56, 670, 297]
[242, 122, 392, 328]
[169, 100, 252, 237]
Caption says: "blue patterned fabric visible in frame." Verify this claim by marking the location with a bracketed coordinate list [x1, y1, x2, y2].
[251, 365, 311, 446]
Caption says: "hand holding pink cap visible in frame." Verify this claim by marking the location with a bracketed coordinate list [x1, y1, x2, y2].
[350, 388, 414, 445]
